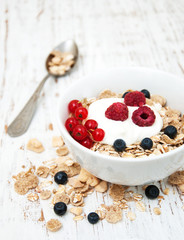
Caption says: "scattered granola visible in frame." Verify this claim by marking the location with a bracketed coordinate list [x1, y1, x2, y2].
[48, 123, 53, 131]
[135, 201, 146, 212]
[49, 158, 81, 178]
[36, 166, 50, 178]
[56, 146, 69, 156]
[52, 136, 64, 148]
[52, 192, 70, 205]
[127, 211, 136, 221]
[168, 171, 184, 185]
[105, 205, 122, 223]
[38, 209, 45, 222]
[27, 139, 44, 153]
[70, 192, 84, 206]
[109, 184, 125, 201]
[95, 180, 108, 193]
[70, 207, 83, 216]
[40, 190, 52, 200]
[39, 180, 53, 189]
[14, 169, 39, 195]
[14, 180, 29, 195]
[68, 178, 84, 188]
[27, 193, 39, 202]
[73, 215, 84, 221]
[13, 133, 184, 232]
[153, 207, 161, 215]
[178, 184, 184, 194]
[46, 219, 62, 232]
[95, 208, 106, 220]
[163, 188, 170, 195]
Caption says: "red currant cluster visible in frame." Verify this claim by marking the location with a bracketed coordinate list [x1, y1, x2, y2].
[65, 100, 105, 149]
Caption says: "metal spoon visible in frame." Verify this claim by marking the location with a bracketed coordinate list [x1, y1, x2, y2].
[7, 39, 78, 137]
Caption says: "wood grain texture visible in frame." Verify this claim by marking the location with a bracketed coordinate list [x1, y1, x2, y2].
[0, 0, 184, 239]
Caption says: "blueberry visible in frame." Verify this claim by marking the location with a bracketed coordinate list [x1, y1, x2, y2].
[164, 125, 177, 139]
[54, 171, 68, 184]
[145, 185, 159, 199]
[113, 139, 126, 152]
[140, 138, 153, 150]
[141, 89, 150, 99]
[122, 91, 130, 98]
[87, 212, 99, 224]
[54, 202, 67, 216]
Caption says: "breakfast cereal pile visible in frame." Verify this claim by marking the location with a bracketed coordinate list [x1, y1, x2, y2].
[64, 89, 184, 158]
[13, 135, 184, 232]
[47, 50, 75, 76]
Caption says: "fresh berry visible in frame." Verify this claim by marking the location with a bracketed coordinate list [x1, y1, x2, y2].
[54, 202, 67, 216]
[87, 212, 99, 224]
[145, 185, 159, 199]
[164, 125, 177, 139]
[92, 128, 105, 141]
[68, 100, 82, 113]
[122, 91, 130, 98]
[54, 171, 68, 184]
[65, 117, 78, 133]
[141, 89, 150, 99]
[72, 125, 88, 140]
[132, 106, 156, 127]
[79, 137, 93, 149]
[105, 102, 128, 121]
[140, 138, 153, 150]
[124, 91, 146, 107]
[84, 119, 98, 131]
[75, 107, 88, 120]
[113, 139, 126, 152]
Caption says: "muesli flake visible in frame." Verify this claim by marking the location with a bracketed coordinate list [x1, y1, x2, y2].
[40, 190, 52, 200]
[105, 205, 122, 223]
[46, 219, 62, 232]
[27, 139, 44, 153]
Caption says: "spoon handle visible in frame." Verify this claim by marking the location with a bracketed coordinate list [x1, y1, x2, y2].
[7, 74, 50, 137]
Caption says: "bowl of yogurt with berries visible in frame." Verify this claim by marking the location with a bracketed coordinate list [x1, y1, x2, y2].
[57, 67, 184, 185]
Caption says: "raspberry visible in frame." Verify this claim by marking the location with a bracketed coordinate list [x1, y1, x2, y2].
[124, 91, 146, 107]
[132, 106, 156, 127]
[105, 102, 128, 121]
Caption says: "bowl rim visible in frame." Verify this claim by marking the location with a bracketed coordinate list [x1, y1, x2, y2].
[57, 67, 184, 164]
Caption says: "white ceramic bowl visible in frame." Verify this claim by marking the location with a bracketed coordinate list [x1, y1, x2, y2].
[57, 67, 184, 186]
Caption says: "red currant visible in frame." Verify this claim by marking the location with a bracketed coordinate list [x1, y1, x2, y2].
[68, 100, 82, 113]
[92, 128, 105, 141]
[84, 119, 98, 131]
[72, 125, 88, 141]
[65, 117, 78, 133]
[79, 137, 93, 149]
[75, 107, 88, 120]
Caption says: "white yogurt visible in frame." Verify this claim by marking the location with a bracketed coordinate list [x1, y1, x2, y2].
[87, 98, 163, 146]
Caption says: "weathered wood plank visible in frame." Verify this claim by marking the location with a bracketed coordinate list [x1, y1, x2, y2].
[0, 0, 184, 239]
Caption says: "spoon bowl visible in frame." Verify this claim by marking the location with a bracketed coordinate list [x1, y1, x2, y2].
[46, 39, 78, 77]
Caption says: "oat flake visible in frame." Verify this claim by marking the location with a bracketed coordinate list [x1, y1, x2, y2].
[46, 219, 62, 232]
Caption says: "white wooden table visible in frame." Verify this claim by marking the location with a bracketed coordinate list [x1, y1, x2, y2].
[1, 0, 184, 239]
